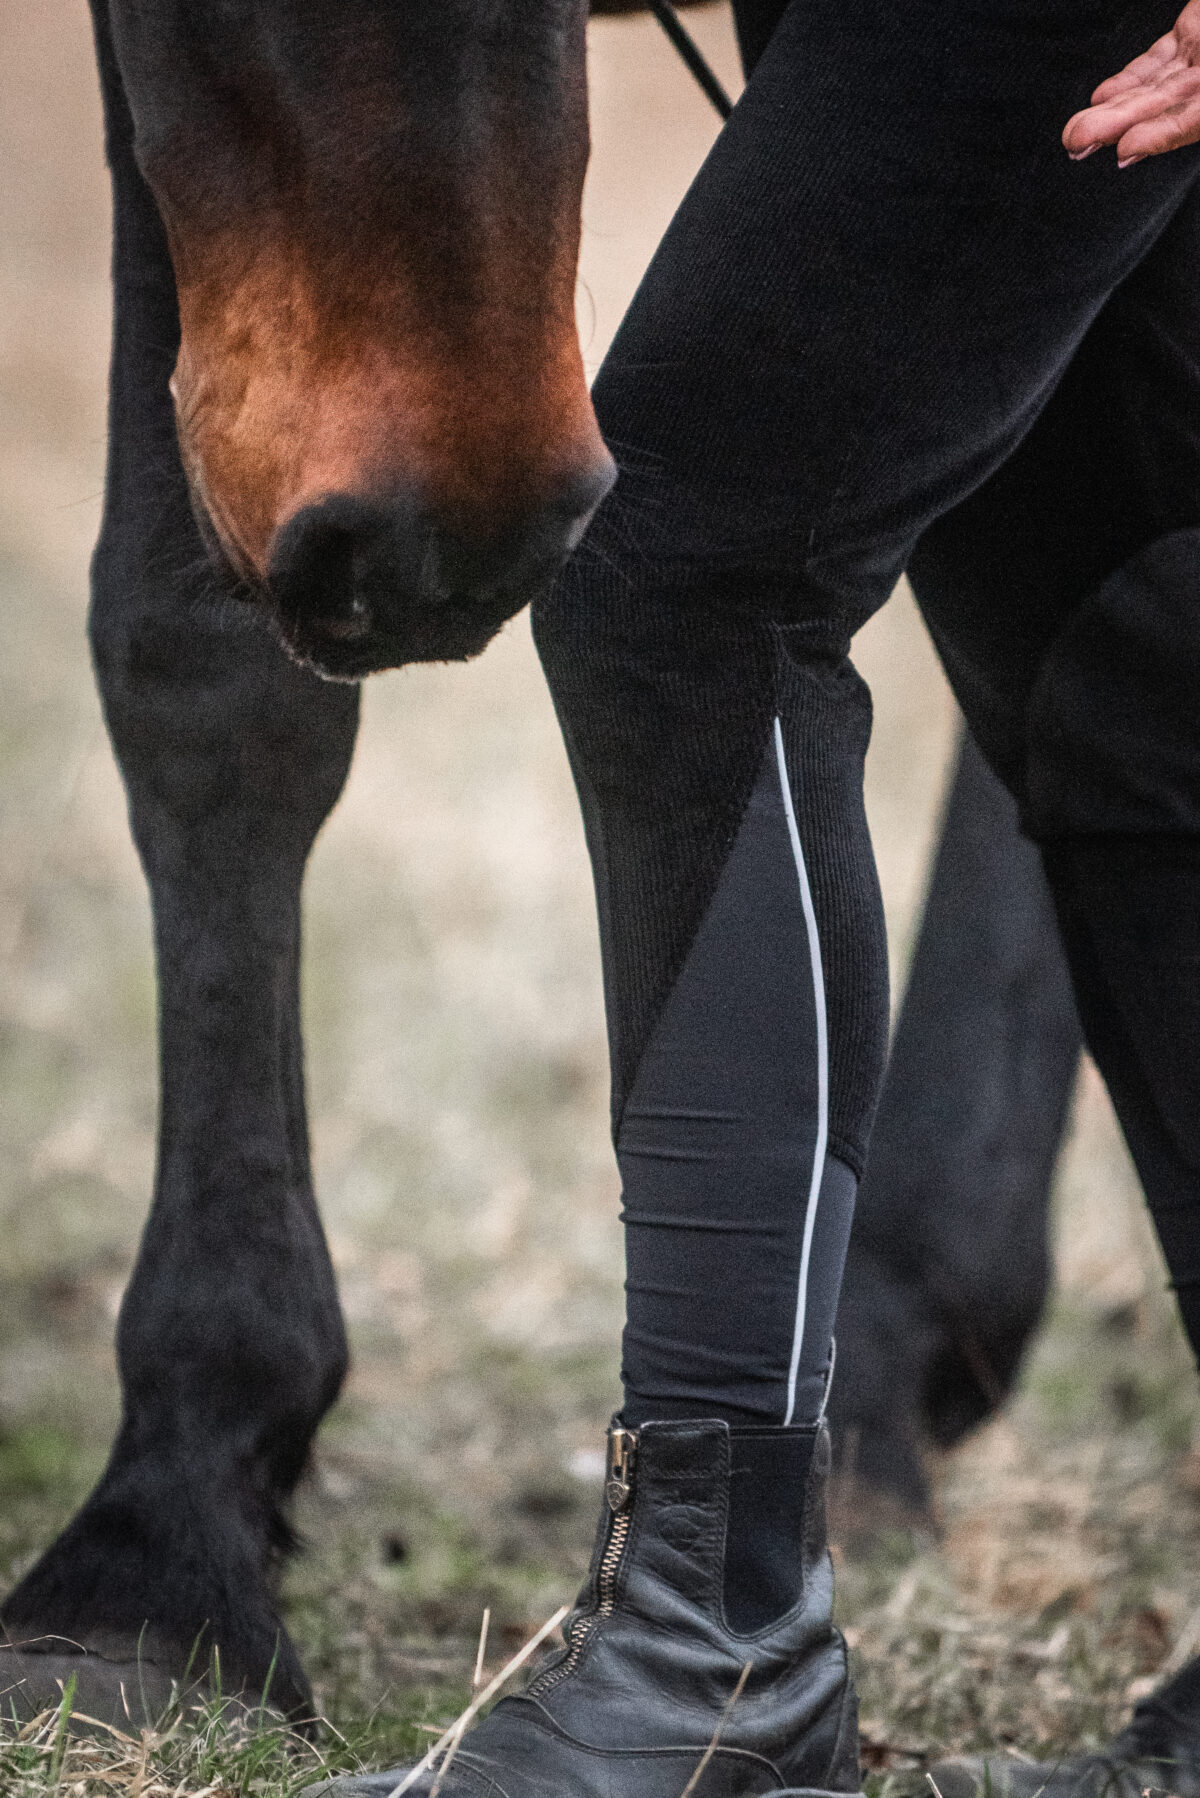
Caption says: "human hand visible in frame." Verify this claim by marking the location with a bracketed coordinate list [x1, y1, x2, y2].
[1063, 0, 1200, 165]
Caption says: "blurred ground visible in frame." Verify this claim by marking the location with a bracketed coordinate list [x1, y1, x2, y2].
[3, 0, 1200, 1782]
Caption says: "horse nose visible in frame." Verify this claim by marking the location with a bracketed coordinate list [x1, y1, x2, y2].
[265, 460, 616, 676]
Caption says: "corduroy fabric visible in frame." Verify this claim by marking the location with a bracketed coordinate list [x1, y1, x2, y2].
[537, 0, 1200, 1422]
[534, 584, 885, 1178]
[534, 576, 883, 1422]
[611, 722, 866, 1424]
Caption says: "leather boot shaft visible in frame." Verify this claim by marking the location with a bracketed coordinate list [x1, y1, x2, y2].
[517, 1418, 859, 1793]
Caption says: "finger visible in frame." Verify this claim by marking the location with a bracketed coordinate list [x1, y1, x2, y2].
[1116, 88, 1200, 158]
[1065, 66, 1200, 151]
[1064, 93, 1161, 153]
[1089, 31, 1179, 102]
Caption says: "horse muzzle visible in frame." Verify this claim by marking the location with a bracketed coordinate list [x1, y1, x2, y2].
[259, 465, 615, 678]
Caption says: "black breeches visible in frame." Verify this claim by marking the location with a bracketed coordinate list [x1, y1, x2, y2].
[535, 576, 888, 1425]
[618, 731, 860, 1427]
[536, 0, 1200, 1424]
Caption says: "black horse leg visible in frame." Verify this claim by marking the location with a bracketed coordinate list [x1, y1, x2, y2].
[0, 2, 360, 1720]
[828, 726, 1083, 1524]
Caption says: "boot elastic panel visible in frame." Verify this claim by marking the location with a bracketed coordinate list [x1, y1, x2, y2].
[725, 1424, 817, 1634]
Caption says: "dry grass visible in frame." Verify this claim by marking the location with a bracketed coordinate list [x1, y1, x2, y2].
[0, 1683, 441, 1798]
[843, 1289, 1200, 1780]
[6, 1287, 1200, 1798]
[3, 604, 1198, 1782]
[8, 1183, 1199, 1798]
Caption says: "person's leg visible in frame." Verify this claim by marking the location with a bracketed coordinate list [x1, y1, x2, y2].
[541, 587, 888, 1654]
[567, 0, 1197, 1452]
[315, 0, 1200, 1787]
[1031, 559, 1200, 1744]
[907, 188, 1200, 1797]
[617, 711, 874, 1435]
[910, 188, 1200, 1344]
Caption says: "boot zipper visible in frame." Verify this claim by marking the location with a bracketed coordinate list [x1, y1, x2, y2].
[528, 1426, 636, 1696]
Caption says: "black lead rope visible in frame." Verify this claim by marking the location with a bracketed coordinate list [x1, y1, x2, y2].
[648, 0, 735, 120]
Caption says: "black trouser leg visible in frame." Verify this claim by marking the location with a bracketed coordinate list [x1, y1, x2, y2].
[0, 6, 359, 1709]
[1043, 836, 1200, 1357]
[922, 544, 1200, 1786]
[556, 0, 1200, 1415]
[911, 185, 1200, 1387]
[539, 0, 1200, 1621]
[829, 730, 1082, 1516]
[535, 568, 889, 1641]
[1022, 530, 1200, 1376]
[536, 586, 888, 1428]
[909, 208, 1200, 1769]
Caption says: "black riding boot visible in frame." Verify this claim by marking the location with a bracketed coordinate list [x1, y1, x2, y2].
[312, 1419, 862, 1798]
[930, 1660, 1200, 1798]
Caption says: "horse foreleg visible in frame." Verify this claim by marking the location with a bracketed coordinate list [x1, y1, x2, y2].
[0, 3, 360, 1722]
[828, 728, 1082, 1529]
[1, 612, 359, 1723]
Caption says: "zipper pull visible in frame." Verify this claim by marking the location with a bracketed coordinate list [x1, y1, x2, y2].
[605, 1425, 637, 1513]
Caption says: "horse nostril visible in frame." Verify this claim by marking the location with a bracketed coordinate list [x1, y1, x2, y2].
[414, 459, 616, 606]
[267, 494, 421, 649]
[264, 461, 617, 675]
[297, 532, 373, 641]
[271, 509, 356, 624]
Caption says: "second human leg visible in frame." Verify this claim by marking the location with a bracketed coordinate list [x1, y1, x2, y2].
[0, 6, 360, 1723]
[910, 185, 1200, 1342]
[910, 184, 1200, 1796]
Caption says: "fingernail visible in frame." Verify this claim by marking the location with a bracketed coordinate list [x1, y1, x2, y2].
[1068, 145, 1099, 160]
[1118, 155, 1144, 168]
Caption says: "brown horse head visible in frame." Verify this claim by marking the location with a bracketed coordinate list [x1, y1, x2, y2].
[104, 0, 614, 676]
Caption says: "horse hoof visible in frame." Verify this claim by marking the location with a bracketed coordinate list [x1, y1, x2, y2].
[924, 1750, 1200, 1798]
[0, 1641, 283, 1736]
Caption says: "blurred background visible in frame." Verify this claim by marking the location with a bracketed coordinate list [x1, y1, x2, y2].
[2, 0, 1199, 1763]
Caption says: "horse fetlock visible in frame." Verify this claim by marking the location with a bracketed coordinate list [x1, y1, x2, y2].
[919, 1309, 1037, 1449]
[826, 1250, 943, 1526]
[0, 1445, 314, 1715]
[114, 1307, 346, 1502]
[117, 1175, 345, 1402]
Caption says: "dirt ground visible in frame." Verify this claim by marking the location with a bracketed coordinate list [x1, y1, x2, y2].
[3, 2, 1200, 1786]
